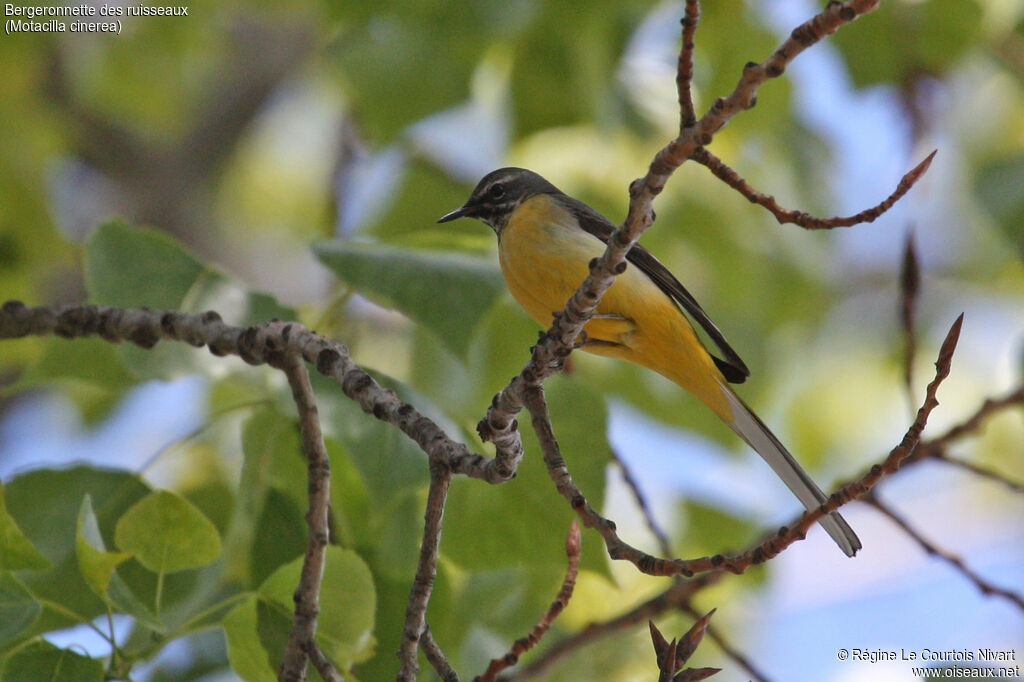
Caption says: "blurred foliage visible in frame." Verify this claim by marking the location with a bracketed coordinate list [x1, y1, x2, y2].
[1, 0, 1022, 680]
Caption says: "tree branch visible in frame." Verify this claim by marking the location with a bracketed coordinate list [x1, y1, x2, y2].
[275, 351, 338, 682]
[0, 301, 514, 484]
[420, 625, 460, 682]
[398, 462, 453, 681]
[692, 147, 936, 230]
[475, 522, 581, 682]
[506, 574, 721, 680]
[866, 494, 1024, 610]
[677, 0, 701, 131]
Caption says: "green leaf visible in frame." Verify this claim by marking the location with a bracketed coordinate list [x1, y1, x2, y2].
[3, 468, 151, 636]
[313, 243, 504, 358]
[443, 377, 612, 579]
[114, 491, 222, 574]
[676, 501, 759, 559]
[0, 572, 41, 648]
[84, 220, 207, 310]
[82, 220, 297, 380]
[259, 546, 377, 667]
[0, 483, 50, 572]
[223, 597, 277, 682]
[76, 495, 131, 596]
[976, 154, 1024, 257]
[227, 408, 307, 585]
[75, 496, 163, 631]
[832, 0, 983, 88]
[1, 640, 104, 682]
[250, 488, 306, 586]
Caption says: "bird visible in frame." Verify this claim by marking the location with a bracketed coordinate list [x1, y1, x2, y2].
[438, 167, 861, 557]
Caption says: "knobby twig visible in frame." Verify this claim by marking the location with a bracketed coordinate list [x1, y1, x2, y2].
[506, 574, 721, 680]
[677, 0, 701, 131]
[0, 301, 511, 484]
[524, 315, 961, 579]
[308, 646, 345, 682]
[275, 351, 340, 682]
[614, 452, 768, 681]
[398, 463, 453, 681]
[865, 494, 1024, 610]
[682, 314, 962, 575]
[420, 626, 460, 682]
[692, 147, 937, 230]
[905, 386, 1024, 465]
[475, 522, 582, 682]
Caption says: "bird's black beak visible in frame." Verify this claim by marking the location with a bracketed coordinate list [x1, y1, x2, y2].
[437, 205, 471, 223]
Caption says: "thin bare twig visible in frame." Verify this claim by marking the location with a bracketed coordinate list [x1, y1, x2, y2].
[398, 464, 453, 681]
[680, 603, 770, 682]
[929, 451, 1024, 494]
[476, 522, 582, 682]
[692, 146, 937, 230]
[420, 625, 460, 682]
[679, 314, 963, 576]
[308, 644, 345, 682]
[907, 386, 1024, 463]
[677, 0, 701, 131]
[275, 351, 339, 682]
[866, 494, 1024, 610]
[613, 453, 767, 680]
[611, 450, 673, 557]
[524, 315, 960, 578]
[506, 574, 721, 680]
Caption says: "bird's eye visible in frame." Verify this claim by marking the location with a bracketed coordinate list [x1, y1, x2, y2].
[487, 183, 506, 200]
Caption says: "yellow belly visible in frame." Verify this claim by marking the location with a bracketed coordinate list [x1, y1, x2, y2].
[498, 194, 731, 420]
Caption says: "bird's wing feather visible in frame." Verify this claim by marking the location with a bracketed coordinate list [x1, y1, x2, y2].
[563, 194, 750, 383]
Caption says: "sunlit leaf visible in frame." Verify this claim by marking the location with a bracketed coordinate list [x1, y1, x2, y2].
[223, 597, 277, 682]
[114, 491, 222, 574]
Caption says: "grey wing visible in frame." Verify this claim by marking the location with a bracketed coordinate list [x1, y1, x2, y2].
[562, 194, 750, 383]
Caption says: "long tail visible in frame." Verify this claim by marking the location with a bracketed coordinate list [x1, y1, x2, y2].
[720, 384, 862, 557]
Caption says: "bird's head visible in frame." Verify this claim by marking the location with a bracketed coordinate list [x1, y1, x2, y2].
[438, 167, 560, 233]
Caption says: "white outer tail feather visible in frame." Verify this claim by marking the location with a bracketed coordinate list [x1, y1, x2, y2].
[721, 384, 862, 557]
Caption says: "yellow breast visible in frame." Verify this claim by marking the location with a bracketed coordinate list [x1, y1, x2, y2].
[496, 193, 730, 418]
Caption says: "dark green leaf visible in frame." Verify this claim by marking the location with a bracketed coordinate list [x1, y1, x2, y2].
[4, 468, 151, 635]
[832, 0, 983, 88]
[84, 220, 207, 310]
[313, 243, 504, 358]
[975, 154, 1024, 256]
[0, 483, 50, 572]
[1, 640, 104, 682]
[0, 572, 41, 648]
